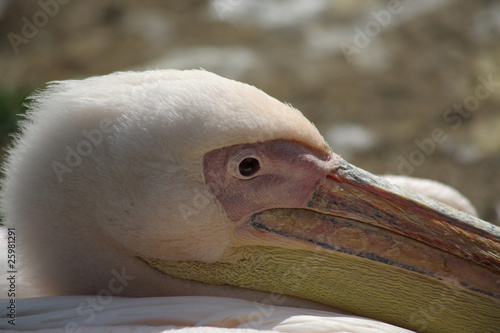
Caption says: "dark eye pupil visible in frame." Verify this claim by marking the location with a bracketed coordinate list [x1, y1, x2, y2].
[239, 157, 260, 177]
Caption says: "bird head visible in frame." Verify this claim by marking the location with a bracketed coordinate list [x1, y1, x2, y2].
[1, 70, 498, 332]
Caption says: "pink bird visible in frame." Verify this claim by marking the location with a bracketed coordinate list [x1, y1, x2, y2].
[0, 70, 498, 332]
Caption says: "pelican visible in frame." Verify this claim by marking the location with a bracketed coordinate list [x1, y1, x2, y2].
[0, 70, 498, 332]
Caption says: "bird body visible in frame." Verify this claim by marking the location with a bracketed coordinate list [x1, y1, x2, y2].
[0, 70, 499, 332]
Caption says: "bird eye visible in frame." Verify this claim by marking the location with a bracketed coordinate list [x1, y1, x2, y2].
[228, 151, 262, 180]
[239, 157, 260, 177]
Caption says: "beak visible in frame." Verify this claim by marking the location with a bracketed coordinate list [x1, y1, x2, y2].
[143, 154, 500, 332]
[250, 157, 500, 298]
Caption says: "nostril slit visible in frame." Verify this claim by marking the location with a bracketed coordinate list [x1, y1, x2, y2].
[327, 173, 344, 183]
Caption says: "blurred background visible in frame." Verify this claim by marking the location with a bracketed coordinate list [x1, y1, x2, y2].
[0, 0, 499, 224]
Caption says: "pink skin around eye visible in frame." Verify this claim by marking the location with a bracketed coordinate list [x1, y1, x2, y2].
[202, 139, 338, 223]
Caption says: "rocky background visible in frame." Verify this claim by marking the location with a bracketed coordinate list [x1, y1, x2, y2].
[0, 0, 499, 224]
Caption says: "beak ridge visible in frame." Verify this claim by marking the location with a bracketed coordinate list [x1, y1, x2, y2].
[309, 159, 500, 273]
